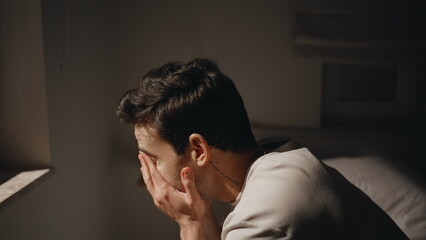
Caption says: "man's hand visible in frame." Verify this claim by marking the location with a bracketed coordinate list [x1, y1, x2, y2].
[138, 152, 220, 240]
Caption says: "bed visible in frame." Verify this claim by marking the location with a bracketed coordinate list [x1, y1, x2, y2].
[324, 156, 426, 240]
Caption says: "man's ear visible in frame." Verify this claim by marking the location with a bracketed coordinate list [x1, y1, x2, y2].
[188, 133, 210, 167]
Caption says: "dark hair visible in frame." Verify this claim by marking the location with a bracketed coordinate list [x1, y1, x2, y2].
[116, 58, 256, 154]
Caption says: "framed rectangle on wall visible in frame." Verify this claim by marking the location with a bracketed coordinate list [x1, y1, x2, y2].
[321, 62, 425, 128]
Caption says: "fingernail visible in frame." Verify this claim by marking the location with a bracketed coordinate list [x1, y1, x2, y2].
[184, 169, 192, 177]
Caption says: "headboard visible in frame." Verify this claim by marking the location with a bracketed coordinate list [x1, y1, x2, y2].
[252, 124, 426, 177]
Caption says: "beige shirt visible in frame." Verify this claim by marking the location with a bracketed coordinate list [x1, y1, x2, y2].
[221, 148, 408, 240]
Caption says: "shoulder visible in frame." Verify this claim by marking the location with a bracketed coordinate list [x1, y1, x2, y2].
[222, 148, 343, 239]
[248, 148, 326, 183]
[223, 148, 336, 236]
[243, 148, 329, 202]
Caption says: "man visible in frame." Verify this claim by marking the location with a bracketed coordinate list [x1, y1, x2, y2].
[116, 59, 408, 239]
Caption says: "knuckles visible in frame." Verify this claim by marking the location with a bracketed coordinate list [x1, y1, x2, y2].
[154, 189, 169, 204]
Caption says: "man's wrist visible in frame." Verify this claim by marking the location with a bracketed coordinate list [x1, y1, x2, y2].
[179, 216, 220, 240]
[180, 222, 203, 240]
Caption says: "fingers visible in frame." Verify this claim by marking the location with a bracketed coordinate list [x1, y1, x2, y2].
[180, 167, 200, 201]
[139, 152, 154, 193]
[138, 151, 169, 191]
[142, 154, 169, 189]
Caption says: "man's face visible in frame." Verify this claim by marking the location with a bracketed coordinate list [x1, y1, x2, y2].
[134, 124, 189, 192]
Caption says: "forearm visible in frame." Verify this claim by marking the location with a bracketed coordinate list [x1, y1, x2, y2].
[180, 212, 220, 240]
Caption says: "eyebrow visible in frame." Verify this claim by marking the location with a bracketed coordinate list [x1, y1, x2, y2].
[138, 147, 158, 159]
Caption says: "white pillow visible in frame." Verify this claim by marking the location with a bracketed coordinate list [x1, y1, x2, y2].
[324, 156, 426, 240]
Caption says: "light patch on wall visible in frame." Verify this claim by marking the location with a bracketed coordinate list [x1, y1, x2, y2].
[0, 168, 51, 211]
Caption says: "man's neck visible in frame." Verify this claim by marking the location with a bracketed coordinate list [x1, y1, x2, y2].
[209, 147, 263, 203]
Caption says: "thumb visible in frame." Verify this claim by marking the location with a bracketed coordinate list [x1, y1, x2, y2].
[180, 167, 198, 198]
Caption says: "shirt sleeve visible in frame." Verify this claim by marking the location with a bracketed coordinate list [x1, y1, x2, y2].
[221, 150, 337, 240]
[222, 214, 289, 239]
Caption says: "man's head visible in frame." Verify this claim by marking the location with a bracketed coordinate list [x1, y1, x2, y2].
[116, 58, 256, 155]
